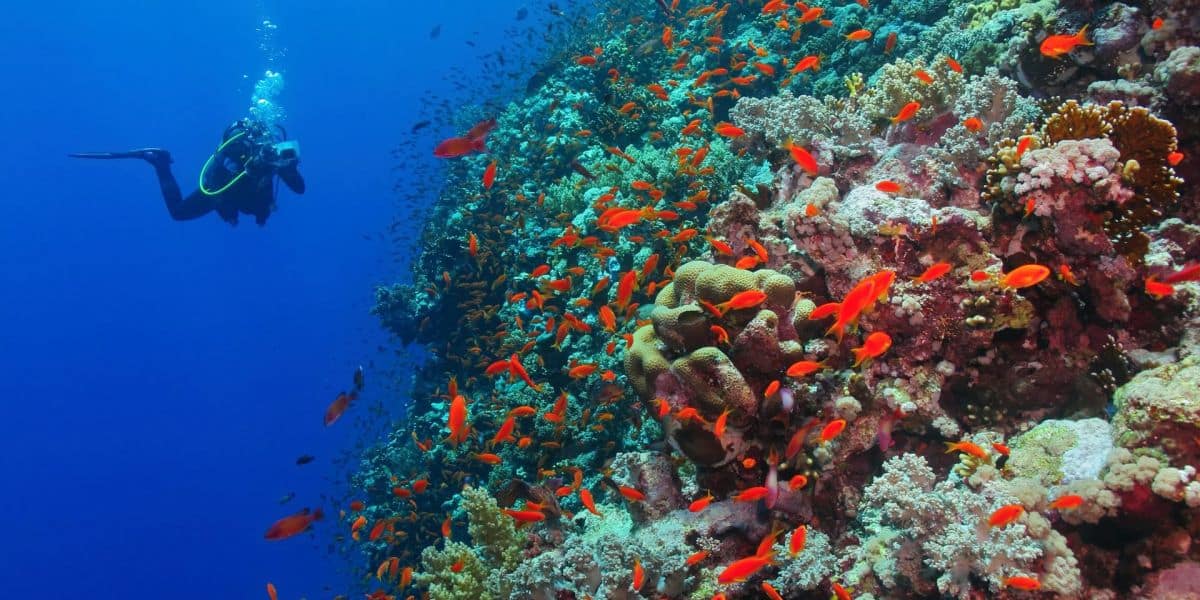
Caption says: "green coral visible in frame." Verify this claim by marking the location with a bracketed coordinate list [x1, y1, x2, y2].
[1007, 422, 1078, 486]
[859, 57, 965, 124]
[461, 485, 524, 571]
[415, 541, 489, 600]
[415, 487, 526, 599]
[964, 0, 1025, 29]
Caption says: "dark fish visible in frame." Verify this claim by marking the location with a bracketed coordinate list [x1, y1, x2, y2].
[548, 2, 563, 16]
[430, 25, 441, 39]
[353, 365, 365, 391]
[570, 159, 596, 180]
[296, 455, 316, 465]
[411, 120, 431, 133]
[516, 6, 528, 20]
[278, 491, 296, 504]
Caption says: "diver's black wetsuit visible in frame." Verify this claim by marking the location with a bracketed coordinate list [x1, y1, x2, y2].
[152, 153, 305, 226]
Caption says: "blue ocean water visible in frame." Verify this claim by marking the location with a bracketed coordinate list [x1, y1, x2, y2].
[0, 2, 524, 598]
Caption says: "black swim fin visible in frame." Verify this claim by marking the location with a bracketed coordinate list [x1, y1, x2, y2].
[68, 148, 172, 168]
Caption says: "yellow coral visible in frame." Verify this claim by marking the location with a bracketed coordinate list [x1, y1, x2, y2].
[844, 72, 865, 98]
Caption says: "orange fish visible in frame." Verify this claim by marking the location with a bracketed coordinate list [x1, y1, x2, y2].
[713, 408, 732, 437]
[945, 56, 963, 73]
[1161, 263, 1200, 284]
[912, 69, 933, 84]
[944, 440, 989, 459]
[763, 380, 780, 397]
[446, 394, 469, 445]
[632, 558, 644, 590]
[508, 353, 542, 391]
[991, 442, 1010, 456]
[482, 160, 497, 190]
[798, 6, 823, 22]
[845, 29, 872, 41]
[890, 101, 921, 123]
[580, 488, 603, 516]
[502, 509, 546, 522]
[788, 474, 808, 490]
[718, 289, 767, 312]
[988, 504, 1025, 527]
[1040, 25, 1091, 59]
[617, 486, 646, 502]
[1004, 576, 1041, 591]
[689, 493, 714, 513]
[963, 117, 984, 132]
[714, 122, 746, 138]
[1000, 264, 1050, 289]
[1167, 151, 1183, 166]
[827, 277, 876, 342]
[809, 301, 840, 320]
[788, 524, 807, 556]
[819, 419, 846, 443]
[884, 31, 897, 54]
[832, 582, 852, 600]
[851, 331, 892, 366]
[1056, 264, 1080, 286]
[615, 270, 638, 310]
[368, 519, 387, 541]
[711, 325, 730, 345]
[874, 180, 902, 193]
[787, 360, 825, 378]
[733, 486, 770, 502]
[491, 415, 516, 446]
[264, 507, 323, 540]
[324, 391, 355, 426]
[915, 262, 951, 283]
[686, 549, 709, 566]
[791, 55, 821, 74]
[1144, 276, 1175, 299]
[266, 583, 278, 600]
[716, 554, 773, 584]
[1015, 135, 1033, 161]
[708, 237, 734, 255]
[785, 141, 818, 175]
[598, 305, 617, 332]
[1048, 494, 1084, 510]
[762, 582, 784, 600]
[433, 135, 486, 159]
[474, 452, 503, 465]
[568, 363, 598, 378]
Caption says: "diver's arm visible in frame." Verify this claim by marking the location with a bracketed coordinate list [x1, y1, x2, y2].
[279, 164, 305, 194]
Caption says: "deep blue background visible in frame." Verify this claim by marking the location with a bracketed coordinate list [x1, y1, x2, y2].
[0, 2, 525, 598]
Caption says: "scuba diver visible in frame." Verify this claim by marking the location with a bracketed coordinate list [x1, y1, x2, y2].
[70, 118, 304, 226]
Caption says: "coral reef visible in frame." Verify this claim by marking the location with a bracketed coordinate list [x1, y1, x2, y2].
[347, 1, 1200, 598]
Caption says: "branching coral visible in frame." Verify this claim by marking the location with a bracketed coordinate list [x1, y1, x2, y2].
[842, 454, 1080, 599]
